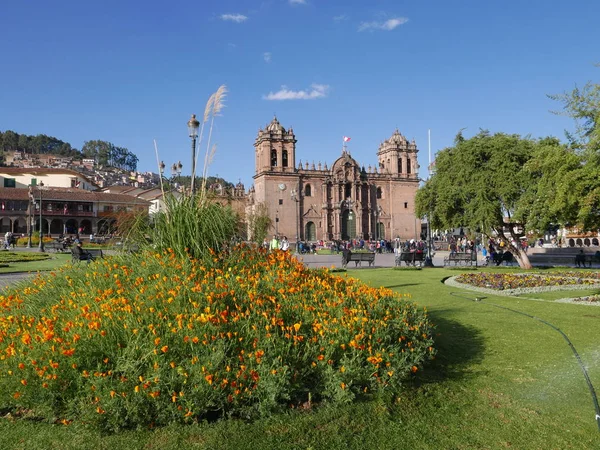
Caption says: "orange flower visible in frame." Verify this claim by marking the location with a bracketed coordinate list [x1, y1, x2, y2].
[411, 365, 418, 373]
[20, 379, 27, 386]
[161, 345, 169, 353]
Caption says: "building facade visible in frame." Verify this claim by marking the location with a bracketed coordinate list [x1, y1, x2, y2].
[0, 169, 149, 236]
[247, 117, 421, 242]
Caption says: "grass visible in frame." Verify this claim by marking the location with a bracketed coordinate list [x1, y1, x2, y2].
[1, 265, 599, 448]
[0, 253, 71, 274]
[516, 288, 600, 301]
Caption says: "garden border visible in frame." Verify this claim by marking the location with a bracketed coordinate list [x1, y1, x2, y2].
[445, 274, 600, 306]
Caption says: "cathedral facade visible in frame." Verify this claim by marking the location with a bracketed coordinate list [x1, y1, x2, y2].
[247, 117, 421, 242]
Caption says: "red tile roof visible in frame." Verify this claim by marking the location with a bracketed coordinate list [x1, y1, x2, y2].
[0, 187, 150, 205]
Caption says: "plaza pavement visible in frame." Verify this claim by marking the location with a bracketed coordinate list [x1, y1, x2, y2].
[295, 251, 448, 270]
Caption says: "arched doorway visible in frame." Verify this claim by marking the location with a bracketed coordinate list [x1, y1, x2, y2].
[65, 219, 78, 235]
[0, 218, 10, 233]
[97, 219, 110, 235]
[305, 221, 316, 241]
[13, 218, 27, 234]
[50, 219, 64, 235]
[377, 222, 385, 240]
[35, 218, 49, 234]
[80, 220, 92, 234]
[341, 210, 356, 240]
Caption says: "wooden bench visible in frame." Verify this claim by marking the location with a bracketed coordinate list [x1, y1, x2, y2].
[342, 252, 376, 268]
[45, 241, 69, 253]
[444, 252, 477, 267]
[576, 253, 600, 268]
[71, 248, 104, 263]
[395, 251, 425, 267]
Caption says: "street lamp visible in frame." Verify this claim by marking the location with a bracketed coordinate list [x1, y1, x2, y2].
[343, 198, 354, 240]
[171, 161, 183, 188]
[187, 114, 200, 194]
[290, 189, 300, 242]
[27, 185, 34, 248]
[374, 207, 380, 241]
[38, 182, 45, 252]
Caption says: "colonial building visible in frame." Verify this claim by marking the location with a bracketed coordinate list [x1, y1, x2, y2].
[247, 117, 421, 242]
[0, 168, 149, 236]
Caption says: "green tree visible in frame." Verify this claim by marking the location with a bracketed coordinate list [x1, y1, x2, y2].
[416, 131, 547, 269]
[550, 74, 600, 230]
[247, 202, 272, 245]
[515, 138, 580, 234]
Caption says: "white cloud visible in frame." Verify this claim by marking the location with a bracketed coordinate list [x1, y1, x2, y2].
[263, 52, 272, 63]
[220, 14, 248, 23]
[333, 14, 348, 22]
[263, 83, 329, 101]
[358, 17, 408, 32]
[289, 0, 306, 5]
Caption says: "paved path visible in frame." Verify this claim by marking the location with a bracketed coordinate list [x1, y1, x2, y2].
[0, 272, 36, 290]
[295, 251, 447, 269]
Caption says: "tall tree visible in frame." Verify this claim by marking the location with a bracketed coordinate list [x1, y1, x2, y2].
[550, 74, 600, 230]
[415, 131, 559, 269]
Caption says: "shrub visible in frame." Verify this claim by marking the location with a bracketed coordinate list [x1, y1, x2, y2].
[0, 246, 435, 431]
[131, 193, 240, 262]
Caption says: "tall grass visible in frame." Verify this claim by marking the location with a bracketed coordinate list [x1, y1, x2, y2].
[126, 85, 237, 261]
[148, 193, 239, 261]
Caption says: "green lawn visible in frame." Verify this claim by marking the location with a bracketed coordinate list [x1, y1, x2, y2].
[516, 288, 600, 301]
[1, 267, 599, 449]
[0, 253, 72, 274]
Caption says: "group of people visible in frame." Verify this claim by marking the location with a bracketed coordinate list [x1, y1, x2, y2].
[4, 231, 15, 249]
[262, 236, 291, 252]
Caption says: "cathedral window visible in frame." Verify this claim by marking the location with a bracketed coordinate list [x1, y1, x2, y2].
[398, 158, 402, 173]
[282, 150, 288, 167]
[304, 184, 312, 197]
[344, 183, 352, 199]
[376, 187, 382, 199]
[271, 150, 277, 167]
[407, 158, 411, 174]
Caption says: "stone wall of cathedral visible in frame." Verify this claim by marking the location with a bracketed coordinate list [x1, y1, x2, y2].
[247, 118, 421, 242]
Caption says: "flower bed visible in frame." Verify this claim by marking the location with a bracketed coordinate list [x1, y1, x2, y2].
[455, 273, 600, 290]
[0, 246, 434, 431]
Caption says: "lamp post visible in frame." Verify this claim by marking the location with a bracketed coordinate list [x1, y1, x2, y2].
[374, 207, 379, 241]
[27, 185, 33, 248]
[343, 198, 354, 240]
[171, 161, 183, 188]
[290, 189, 300, 242]
[188, 114, 200, 195]
[38, 182, 45, 252]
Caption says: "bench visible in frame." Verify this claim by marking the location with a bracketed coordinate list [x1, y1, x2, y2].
[71, 248, 104, 264]
[444, 251, 478, 267]
[45, 241, 70, 253]
[342, 252, 376, 268]
[395, 251, 425, 267]
[576, 253, 600, 268]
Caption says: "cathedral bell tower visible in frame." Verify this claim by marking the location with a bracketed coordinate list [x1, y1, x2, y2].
[254, 116, 297, 175]
[376, 129, 418, 178]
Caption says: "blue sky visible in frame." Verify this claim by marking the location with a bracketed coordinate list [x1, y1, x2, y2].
[1, 0, 598, 187]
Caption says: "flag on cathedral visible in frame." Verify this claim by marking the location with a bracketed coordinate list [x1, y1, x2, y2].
[343, 136, 351, 142]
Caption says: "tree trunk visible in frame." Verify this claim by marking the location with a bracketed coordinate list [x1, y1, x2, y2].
[513, 247, 532, 269]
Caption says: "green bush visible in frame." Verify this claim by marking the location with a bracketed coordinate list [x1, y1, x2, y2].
[0, 247, 435, 431]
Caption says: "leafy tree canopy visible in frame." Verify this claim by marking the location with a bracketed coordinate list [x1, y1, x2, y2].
[0, 130, 81, 158]
[549, 71, 600, 229]
[81, 140, 138, 171]
[416, 131, 567, 268]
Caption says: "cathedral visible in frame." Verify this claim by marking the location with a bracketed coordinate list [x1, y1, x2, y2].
[247, 117, 421, 242]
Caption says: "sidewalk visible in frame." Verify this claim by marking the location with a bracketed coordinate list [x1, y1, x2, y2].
[296, 251, 448, 269]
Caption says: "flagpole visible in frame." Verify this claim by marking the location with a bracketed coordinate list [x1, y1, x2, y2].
[428, 129, 431, 180]
[342, 137, 346, 154]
